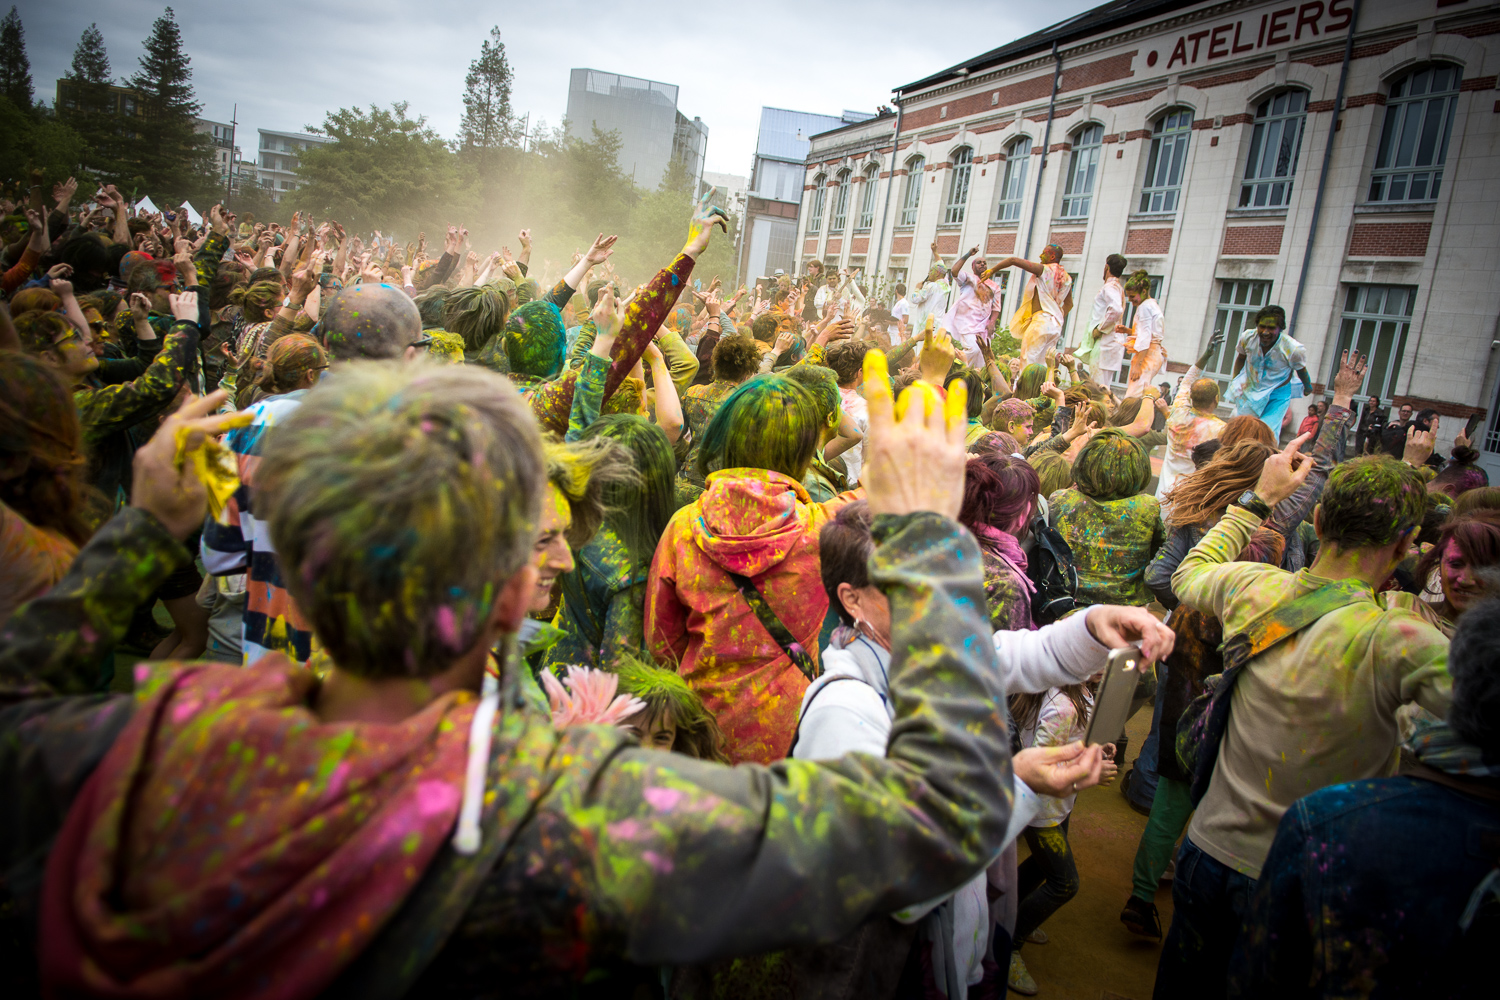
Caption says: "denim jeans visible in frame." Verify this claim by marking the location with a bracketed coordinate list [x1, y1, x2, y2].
[1127, 663, 1168, 810]
[1014, 817, 1078, 948]
[1153, 836, 1259, 1000]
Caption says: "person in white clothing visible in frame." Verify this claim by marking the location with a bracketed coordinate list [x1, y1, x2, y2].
[1075, 254, 1127, 384]
[944, 246, 1002, 368]
[795, 501, 1176, 996]
[991, 244, 1074, 367]
[1122, 270, 1167, 397]
[889, 283, 910, 339]
[1155, 335, 1228, 502]
[907, 263, 952, 345]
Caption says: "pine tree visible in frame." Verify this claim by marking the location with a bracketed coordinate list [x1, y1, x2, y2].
[0, 6, 34, 111]
[61, 24, 120, 177]
[459, 27, 515, 172]
[124, 7, 214, 200]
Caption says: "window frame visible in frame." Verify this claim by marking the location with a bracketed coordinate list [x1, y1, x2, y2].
[1331, 284, 1417, 406]
[857, 164, 879, 230]
[830, 169, 852, 232]
[1059, 125, 1104, 219]
[996, 137, 1031, 223]
[1201, 279, 1273, 385]
[899, 156, 924, 227]
[943, 147, 974, 226]
[1239, 90, 1308, 209]
[1368, 64, 1462, 204]
[1139, 109, 1193, 214]
[808, 173, 827, 234]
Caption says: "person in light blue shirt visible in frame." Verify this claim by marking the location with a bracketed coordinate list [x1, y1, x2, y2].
[1225, 304, 1310, 435]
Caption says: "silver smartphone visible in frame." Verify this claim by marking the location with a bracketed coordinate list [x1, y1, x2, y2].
[1084, 646, 1149, 747]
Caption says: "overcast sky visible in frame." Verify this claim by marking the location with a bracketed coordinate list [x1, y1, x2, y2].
[17, 0, 1097, 180]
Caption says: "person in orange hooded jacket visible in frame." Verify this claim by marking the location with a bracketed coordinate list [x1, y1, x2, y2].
[646, 373, 859, 764]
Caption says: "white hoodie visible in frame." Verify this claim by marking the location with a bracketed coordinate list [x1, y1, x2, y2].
[790, 609, 1112, 987]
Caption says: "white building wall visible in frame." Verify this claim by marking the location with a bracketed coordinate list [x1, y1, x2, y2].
[797, 0, 1500, 462]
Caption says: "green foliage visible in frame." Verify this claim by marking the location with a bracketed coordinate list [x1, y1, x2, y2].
[59, 23, 124, 183]
[0, 6, 32, 111]
[0, 95, 87, 190]
[990, 325, 1021, 357]
[122, 7, 216, 203]
[293, 102, 470, 235]
[229, 173, 279, 223]
[459, 26, 515, 172]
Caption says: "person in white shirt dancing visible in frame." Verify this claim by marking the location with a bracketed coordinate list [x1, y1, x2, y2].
[1075, 253, 1127, 384]
[944, 246, 1002, 369]
[990, 243, 1073, 367]
[1121, 270, 1167, 398]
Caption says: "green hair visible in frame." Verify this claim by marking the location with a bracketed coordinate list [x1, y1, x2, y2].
[696, 374, 821, 482]
[414, 285, 450, 329]
[612, 653, 730, 763]
[1125, 270, 1152, 296]
[443, 284, 512, 353]
[578, 415, 678, 576]
[1014, 363, 1048, 401]
[502, 301, 566, 378]
[1072, 428, 1150, 501]
[783, 364, 842, 429]
[543, 436, 639, 548]
[1028, 448, 1074, 498]
[1317, 456, 1428, 550]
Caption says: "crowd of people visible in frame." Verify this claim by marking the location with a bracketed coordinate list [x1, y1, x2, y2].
[0, 174, 1494, 999]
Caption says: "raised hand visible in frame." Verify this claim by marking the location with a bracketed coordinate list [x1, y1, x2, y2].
[1255, 432, 1315, 506]
[1404, 420, 1437, 468]
[918, 326, 956, 386]
[518, 228, 531, 250]
[683, 190, 729, 259]
[590, 284, 628, 344]
[1330, 349, 1368, 409]
[168, 289, 199, 322]
[861, 349, 968, 518]
[129, 292, 152, 322]
[53, 176, 78, 211]
[129, 390, 251, 540]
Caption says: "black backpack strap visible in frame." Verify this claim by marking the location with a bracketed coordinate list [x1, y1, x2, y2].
[727, 569, 819, 683]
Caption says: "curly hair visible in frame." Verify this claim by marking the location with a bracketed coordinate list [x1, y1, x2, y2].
[443, 284, 511, 353]
[996, 397, 1034, 428]
[0, 355, 97, 545]
[824, 340, 873, 387]
[711, 334, 763, 384]
[1072, 429, 1150, 501]
[785, 364, 842, 428]
[1124, 270, 1152, 296]
[612, 653, 730, 763]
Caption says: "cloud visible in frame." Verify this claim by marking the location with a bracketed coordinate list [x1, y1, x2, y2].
[18, 0, 1096, 179]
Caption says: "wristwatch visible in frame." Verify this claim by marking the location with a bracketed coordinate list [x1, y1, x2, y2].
[1232, 490, 1272, 519]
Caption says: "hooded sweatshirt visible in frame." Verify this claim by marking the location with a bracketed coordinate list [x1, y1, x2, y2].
[645, 467, 855, 764]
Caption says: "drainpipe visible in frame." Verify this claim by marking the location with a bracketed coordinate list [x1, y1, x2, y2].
[1293, 0, 1362, 379]
[1022, 42, 1064, 265]
[873, 93, 905, 286]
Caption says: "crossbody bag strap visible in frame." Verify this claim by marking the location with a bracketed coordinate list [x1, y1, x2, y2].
[727, 569, 819, 683]
[1220, 580, 1372, 671]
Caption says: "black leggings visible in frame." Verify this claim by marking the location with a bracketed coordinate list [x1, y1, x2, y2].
[1014, 816, 1079, 947]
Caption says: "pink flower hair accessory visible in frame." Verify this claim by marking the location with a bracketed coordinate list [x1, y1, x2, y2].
[542, 665, 646, 729]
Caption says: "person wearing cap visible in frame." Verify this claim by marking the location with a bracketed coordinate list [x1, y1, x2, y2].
[201, 281, 432, 668]
[990, 244, 1074, 367]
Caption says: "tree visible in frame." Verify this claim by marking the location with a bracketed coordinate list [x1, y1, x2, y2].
[459, 26, 515, 172]
[60, 24, 121, 180]
[294, 102, 468, 236]
[0, 6, 33, 111]
[0, 95, 87, 191]
[123, 7, 215, 202]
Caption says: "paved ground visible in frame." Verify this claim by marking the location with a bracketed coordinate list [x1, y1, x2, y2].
[1012, 707, 1175, 1000]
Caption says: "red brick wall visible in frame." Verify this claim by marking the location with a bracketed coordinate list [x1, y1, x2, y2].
[1125, 228, 1173, 255]
[892, 235, 914, 255]
[900, 51, 1135, 130]
[987, 231, 1016, 255]
[827, 237, 843, 255]
[1047, 230, 1087, 255]
[935, 232, 961, 255]
[804, 238, 819, 255]
[1348, 222, 1431, 257]
[852, 236, 870, 254]
[1221, 225, 1284, 256]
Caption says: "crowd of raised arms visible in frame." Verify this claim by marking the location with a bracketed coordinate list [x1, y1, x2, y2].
[0, 175, 1494, 1000]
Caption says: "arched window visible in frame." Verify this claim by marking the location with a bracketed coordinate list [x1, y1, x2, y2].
[1060, 125, 1103, 219]
[1140, 109, 1193, 213]
[808, 174, 826, 234]
[943, 147, 973, 225]
[830, 169, 852, 231]
[1240, 90, 1308, 208]
[857, 164, 879, 230]
[996, 136, 1032, 223]
[899, 156, 924, 226]
[1369, 64, 1462, 203]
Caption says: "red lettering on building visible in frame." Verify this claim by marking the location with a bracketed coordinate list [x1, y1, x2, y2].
[1167, 36, 1189, 68]
[1232, 20, 1255, 53]
[1326, 0, 1353, 31]
[1296, 1, 1324, 40]
[1209, 25, 1232, 59]
[1187, 30, 1211, 61]
[1267, 7, 1296, 45]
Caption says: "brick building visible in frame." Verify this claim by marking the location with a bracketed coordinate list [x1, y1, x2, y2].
[794, 0, 1500, 474]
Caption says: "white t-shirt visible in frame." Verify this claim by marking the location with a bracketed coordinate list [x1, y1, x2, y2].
[1132, 298, 1165, 352]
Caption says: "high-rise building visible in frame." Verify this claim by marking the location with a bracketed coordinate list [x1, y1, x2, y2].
[565, 69, 708, 191]
[739, 107, 874, 286]
[195, 117, 237, 185]
[256, 128, 332, 201]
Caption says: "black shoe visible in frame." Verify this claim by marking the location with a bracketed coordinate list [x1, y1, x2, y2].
[1120, 896, 1162, 940]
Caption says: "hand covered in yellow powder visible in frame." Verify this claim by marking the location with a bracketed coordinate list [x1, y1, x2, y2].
[132, 390, 252, 538]
[862, 350, 967, 519]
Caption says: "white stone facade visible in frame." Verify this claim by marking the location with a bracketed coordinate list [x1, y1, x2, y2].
[796, 0, 1500, 466]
